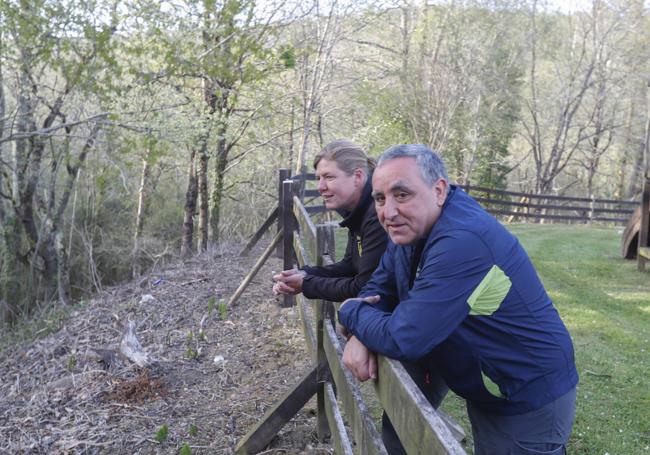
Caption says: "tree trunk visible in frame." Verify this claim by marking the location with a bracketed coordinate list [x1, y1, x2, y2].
[198, 149, 209, 252]
[132, 149, 152, 278]
[181, 149, 198, 258]
[0, 215, 23, 323]
[209, 136, 228, 245]
[55, 228, 71, 306]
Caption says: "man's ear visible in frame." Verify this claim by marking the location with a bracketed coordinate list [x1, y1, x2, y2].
[434, 179, 448, 206]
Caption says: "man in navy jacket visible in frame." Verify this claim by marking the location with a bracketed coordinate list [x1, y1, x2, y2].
[338, 145, 578, 455]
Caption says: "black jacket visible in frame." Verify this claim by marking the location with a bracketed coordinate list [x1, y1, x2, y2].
[301, 179, 388, 302]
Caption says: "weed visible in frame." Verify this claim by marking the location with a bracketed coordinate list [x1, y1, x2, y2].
[218, 301, 228, 320]
[185, 347, 198, 360]
[67, 355, 77, 371]
[154, 424, 168, 443]
[180, 442, 192, 455]
[207, 296, 216, 316]
[188, 424, 198, 436]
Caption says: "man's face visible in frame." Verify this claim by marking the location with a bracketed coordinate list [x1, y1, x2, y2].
[372, 157, 448, 245]
[315, 158, 364, 212]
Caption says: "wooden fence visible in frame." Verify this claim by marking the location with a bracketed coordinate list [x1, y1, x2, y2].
[458, 185, 636, 225]
[235, 170, 466, 454]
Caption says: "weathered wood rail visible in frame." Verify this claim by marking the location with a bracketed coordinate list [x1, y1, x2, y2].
[235, 170, 466, 454]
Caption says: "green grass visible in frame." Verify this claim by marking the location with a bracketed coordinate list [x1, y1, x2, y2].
[336, 224, 650, 454]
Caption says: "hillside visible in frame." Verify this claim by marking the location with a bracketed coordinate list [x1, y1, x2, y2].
[0, 240, 325, 454]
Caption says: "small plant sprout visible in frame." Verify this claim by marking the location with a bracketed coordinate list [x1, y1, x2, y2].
[67, 355, 77, 371]
[207, 296, 216, 316]
[185, 347, 198, 359]
[154, 424, 169, 443]
[218, 301, 228, 320]
[180, 442, 192, 455]
[188, 424, 198, 436]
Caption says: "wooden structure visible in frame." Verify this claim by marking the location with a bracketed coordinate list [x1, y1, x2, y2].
[638, 176, 650, 271]
[635, 79, 650, 271]
[235, 171, 466, 454]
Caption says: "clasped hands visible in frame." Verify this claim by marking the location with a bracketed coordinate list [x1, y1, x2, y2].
[272, 268, 306, 295]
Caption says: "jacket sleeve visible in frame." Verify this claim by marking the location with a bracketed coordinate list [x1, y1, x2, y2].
[338, 230, 493, 362]
[301, 217, 388, 302]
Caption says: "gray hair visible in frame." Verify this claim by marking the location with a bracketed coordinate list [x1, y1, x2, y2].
[378, 144, 449, 188]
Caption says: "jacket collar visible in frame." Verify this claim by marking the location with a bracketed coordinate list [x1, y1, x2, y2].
[421, 184, 458, 245]
[338, 177, 373, 229]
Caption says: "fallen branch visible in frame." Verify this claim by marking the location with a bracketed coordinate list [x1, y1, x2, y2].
[119, 321, 153, 368]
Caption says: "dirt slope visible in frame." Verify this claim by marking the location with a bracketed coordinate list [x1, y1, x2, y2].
[0, 241, 330, 454]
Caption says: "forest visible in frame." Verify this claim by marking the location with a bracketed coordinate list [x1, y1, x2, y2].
[1, 0, 649, 322]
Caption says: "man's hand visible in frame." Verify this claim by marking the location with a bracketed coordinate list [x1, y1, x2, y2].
[337, 294, 381, 348]
[342, 336, 378, 382]
[272, 269, 306, 296]
[338, 294, 380, 312]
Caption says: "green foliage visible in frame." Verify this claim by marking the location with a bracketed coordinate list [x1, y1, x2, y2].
[188, 424, 198, 436]
[154, 424, 169, 443]
[179, 442, 192, 455]
[279, 46, 295, 69]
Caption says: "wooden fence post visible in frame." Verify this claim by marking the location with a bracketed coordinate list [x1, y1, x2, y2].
[281, 179, 295, 307]
[315, 224, 335, 441]
[277, 168, 291, 258]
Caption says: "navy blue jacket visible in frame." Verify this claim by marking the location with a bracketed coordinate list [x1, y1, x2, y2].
[339, 186, 578, 415]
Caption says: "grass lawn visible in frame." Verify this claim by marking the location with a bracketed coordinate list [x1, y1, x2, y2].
[336, 224, 650, 454]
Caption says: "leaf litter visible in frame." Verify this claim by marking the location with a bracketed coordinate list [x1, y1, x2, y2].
[0, 240, 332, 454]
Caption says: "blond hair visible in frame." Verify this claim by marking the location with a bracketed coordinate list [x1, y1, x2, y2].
[313, 139, 375, 176]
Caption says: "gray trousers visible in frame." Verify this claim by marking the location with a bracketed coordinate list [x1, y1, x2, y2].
[468, 387, 577, 455]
